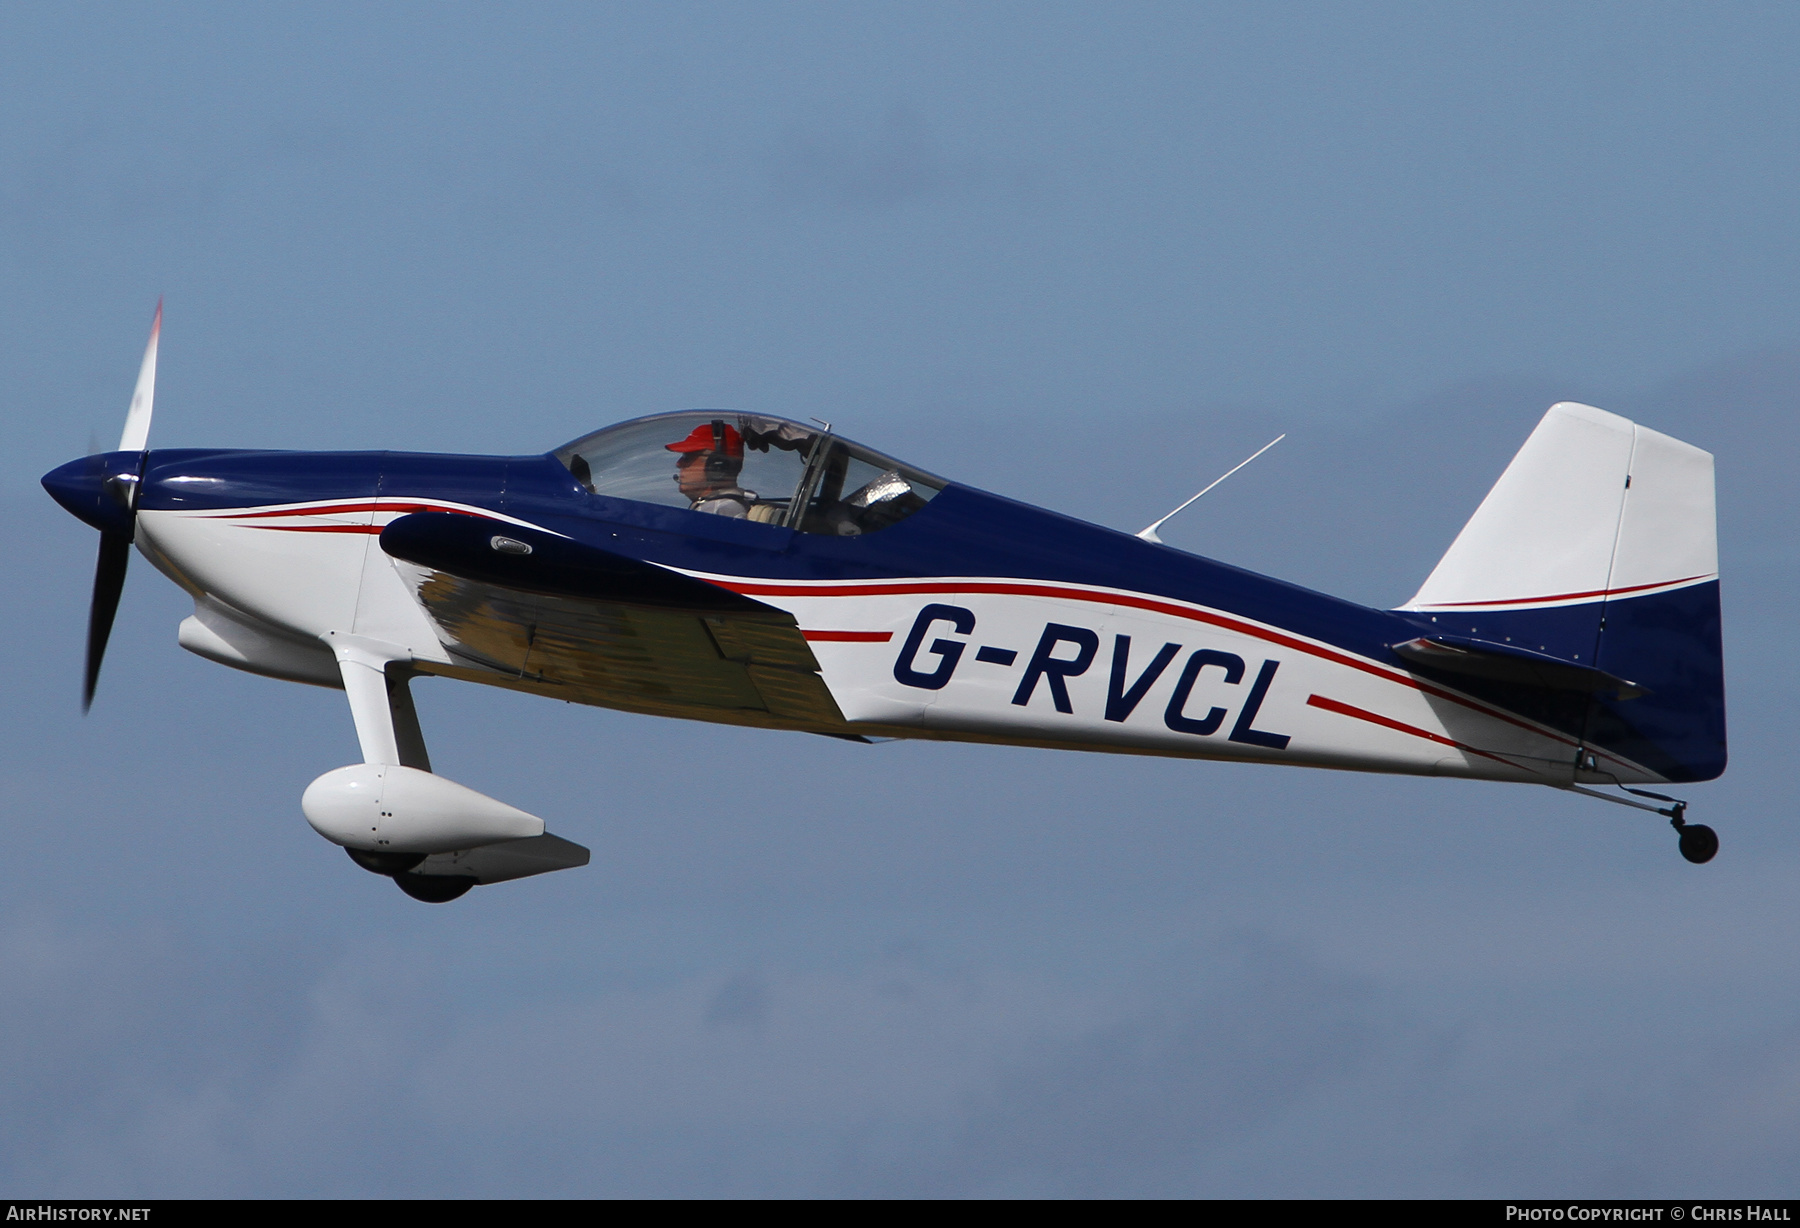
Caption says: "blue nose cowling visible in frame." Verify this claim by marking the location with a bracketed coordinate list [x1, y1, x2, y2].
[42, 452, 141, 536]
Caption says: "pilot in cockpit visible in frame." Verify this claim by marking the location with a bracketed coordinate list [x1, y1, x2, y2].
[667, 420, 756, 517]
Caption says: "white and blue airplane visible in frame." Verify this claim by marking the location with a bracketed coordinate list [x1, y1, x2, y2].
[44, 308, 1727, 901]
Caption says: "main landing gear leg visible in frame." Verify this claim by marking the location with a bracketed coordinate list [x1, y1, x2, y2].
[1559, 784, 1717, 864]
[328, 634, 478, 902]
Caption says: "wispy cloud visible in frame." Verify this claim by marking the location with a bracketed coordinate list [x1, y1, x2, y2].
[770, 107, 987, 212]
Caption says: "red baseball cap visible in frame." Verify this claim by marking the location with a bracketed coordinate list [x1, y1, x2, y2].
[666, 421, 744, 458]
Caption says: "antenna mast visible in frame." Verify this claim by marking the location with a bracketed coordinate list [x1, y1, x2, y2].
[1136, 433, 1285, 544]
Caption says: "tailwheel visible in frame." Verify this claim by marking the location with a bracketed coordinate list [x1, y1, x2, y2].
[1585, 788, 1719, 866]
[1674, 817, 1719, 865]
[394, 873, 476, 903]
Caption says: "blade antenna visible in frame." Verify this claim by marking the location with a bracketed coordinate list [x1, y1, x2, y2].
[1136, 433, 1285, 544]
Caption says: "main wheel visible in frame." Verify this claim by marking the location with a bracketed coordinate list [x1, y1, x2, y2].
[394, 873, 476, 903]
[1677, 823, 1719, 864]
[345, 847, 425, 876]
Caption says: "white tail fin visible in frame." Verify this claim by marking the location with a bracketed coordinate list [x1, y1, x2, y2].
[1402, 402, 1716, 612]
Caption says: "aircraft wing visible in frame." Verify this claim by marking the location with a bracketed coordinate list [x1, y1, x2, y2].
[379, 513, 848, 730]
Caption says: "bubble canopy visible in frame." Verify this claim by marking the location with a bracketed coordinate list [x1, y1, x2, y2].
[554, 412, 944, 536]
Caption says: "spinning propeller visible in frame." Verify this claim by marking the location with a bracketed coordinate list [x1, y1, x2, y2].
[42, 302, 160, 711]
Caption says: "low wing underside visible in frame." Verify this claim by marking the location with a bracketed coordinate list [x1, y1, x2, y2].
[380, 513, 848, 731]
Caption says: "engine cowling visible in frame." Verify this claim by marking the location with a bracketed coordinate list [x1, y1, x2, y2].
[302, 764, 544, 854]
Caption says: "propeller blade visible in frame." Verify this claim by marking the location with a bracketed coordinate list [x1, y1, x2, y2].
[83, 531, 132, 713]
[117, 299, 160, 453]
[80, 300, 161, 709]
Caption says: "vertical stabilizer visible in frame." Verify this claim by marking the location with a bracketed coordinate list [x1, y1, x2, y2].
[1400, 403, 1724, 782]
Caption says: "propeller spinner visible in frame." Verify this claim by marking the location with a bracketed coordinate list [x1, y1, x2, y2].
[41, 301, 160, 711]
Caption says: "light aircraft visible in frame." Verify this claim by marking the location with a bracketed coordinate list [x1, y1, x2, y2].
[43, 308, 1727, 902]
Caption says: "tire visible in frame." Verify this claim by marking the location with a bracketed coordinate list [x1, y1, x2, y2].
[345, 848, 425, 876]
[1677, 824, 1719, 865]
[394, 873, 476, 903]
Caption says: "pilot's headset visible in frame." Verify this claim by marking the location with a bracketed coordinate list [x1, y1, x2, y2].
[704, 420, 741, 483]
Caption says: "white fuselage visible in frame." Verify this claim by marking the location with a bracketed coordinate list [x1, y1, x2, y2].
[135, 497, 1658, 790]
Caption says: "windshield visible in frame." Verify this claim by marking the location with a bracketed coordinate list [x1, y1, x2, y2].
[555, 411, 943, 535]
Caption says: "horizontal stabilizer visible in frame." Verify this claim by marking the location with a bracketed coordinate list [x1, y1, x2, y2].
[1392, 635, 1645, 699]
[410, 832, 591, 884]
[380, 512, 775, 613]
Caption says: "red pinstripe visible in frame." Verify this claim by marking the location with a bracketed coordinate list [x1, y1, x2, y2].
[201, 501, 495, 521]
[1417, 573, 1711, 609]
[710, 576, 1637, 773]
[1306, 693, 1516, 767]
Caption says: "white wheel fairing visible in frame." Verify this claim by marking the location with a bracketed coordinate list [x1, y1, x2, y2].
[303, 763, 544, 854]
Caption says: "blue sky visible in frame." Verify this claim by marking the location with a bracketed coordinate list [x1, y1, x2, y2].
[3, 2, 1798, 1196]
